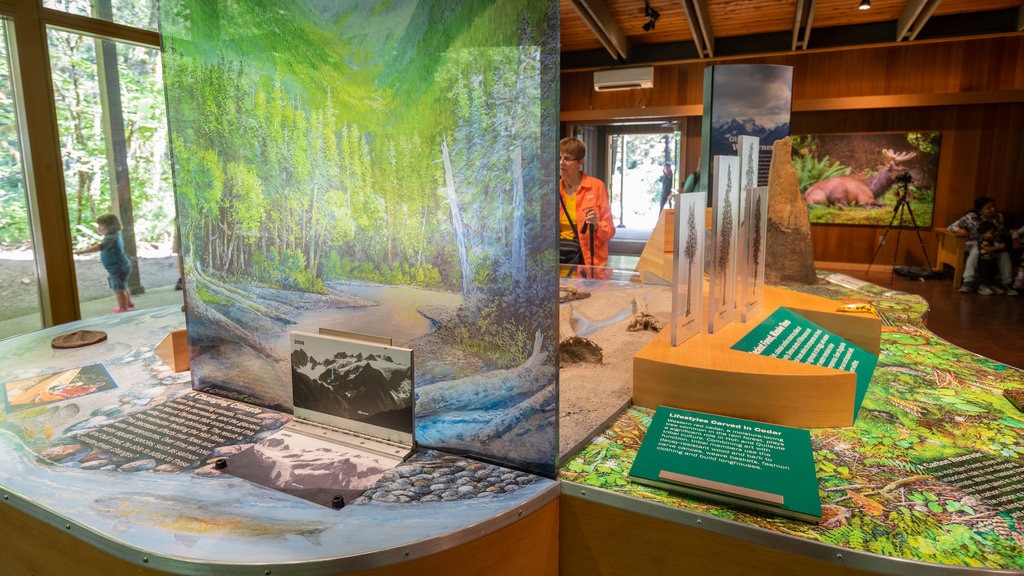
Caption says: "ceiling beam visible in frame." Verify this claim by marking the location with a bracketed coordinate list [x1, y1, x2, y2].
[566, 0, 630, 62]
[792, 0, 816, 51]
[680, 0, 714, 58]
[897, 0, 942, 41]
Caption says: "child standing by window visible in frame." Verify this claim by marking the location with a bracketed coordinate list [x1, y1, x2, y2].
[75, 213, 135, 313]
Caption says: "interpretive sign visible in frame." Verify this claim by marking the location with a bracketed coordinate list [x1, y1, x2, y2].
[68, 390, 279, 470]
[731, 307, 878, 418]
[921, 453, 1024, 526]
[290, 330, 414, 449]
[629, 406, 821, 522]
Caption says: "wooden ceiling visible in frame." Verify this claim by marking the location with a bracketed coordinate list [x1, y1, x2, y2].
[561, 0, 1024, 69]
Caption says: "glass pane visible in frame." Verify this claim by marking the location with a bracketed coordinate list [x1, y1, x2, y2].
[0, 22, 43, 340]
[43, 0, 159, 32]
[48, 28, 181, 320]
[607, 130, 680, 232]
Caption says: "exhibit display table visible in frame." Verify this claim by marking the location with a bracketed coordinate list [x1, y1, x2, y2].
[560, 275, 1024, 575]
[0, 306, 558, 576]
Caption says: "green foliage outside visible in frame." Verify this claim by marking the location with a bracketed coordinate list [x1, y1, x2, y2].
[0, 17, 175, 248]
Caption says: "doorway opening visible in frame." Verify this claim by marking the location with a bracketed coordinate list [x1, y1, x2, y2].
[572, 122, 682, 258]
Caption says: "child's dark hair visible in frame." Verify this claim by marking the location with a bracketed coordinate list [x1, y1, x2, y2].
[973, 196, 995, 212]
[96, 213, 122, 233]
[978, 221, 997, 236]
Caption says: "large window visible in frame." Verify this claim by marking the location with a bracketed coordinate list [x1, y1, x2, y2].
[0, 19, 41, 339]
[43, 0, 159, 31]
[0, 0, 174, 336]
[605, 125, 680, 232]
[49, 28, 177, 320]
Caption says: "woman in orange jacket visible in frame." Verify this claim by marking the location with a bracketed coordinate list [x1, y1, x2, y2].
[559, 137, 616, 267]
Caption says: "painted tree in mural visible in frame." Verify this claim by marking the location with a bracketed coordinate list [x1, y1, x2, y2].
[718, 164, 733, 306]
[684, 203, 698, 316]
[163, 0, 557, 363]
[162, 0, 560, 475]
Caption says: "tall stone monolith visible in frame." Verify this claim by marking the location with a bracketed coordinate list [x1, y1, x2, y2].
[765, 137, 818, 285]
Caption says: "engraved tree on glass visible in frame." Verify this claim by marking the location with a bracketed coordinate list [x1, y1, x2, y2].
[684, 203, 698, 315]
[744, 141, 756, 192]
[718, 164, 733, 306]
[752, 194, 763, 284]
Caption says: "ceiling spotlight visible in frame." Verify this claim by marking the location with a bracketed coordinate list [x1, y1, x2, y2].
[643, 1, 660, 31]
[859, 0, 871, 10]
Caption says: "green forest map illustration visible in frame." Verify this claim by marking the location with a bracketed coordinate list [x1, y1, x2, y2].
[561, 277, 1024, 569]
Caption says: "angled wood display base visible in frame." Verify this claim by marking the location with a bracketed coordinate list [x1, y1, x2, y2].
[633, 285, 881, 428]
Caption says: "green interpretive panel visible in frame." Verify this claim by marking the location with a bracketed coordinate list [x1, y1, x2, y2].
[629, 406, 821, 523]
[731, 306, 878, 418]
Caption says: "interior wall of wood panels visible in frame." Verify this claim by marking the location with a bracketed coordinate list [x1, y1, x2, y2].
[560, 36, 1024, 266]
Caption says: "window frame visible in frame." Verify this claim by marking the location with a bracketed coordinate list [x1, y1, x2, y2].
[0, 0, 159, 327]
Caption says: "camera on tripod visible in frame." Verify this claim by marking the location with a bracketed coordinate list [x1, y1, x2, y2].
[895, 170, 913, 185]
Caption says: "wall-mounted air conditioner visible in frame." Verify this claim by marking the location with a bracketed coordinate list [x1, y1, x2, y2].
[593, 66, 654, 91]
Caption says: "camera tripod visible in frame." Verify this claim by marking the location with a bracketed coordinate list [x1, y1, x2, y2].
[866, 179, 933, 281]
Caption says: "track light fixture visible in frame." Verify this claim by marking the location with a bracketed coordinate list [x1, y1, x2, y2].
[643, 1, 660, 31]
[859, 0, 870, 10]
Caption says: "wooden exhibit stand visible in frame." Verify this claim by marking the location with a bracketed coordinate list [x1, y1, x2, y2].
[0, 495, 559, 576]
[633, 286, 881, 429]
[636, 207, 677, 283]
[154, 328, 189, 372]
[0, 309, 559, 576]
[636, 207, 713, 283]
[632, 207, 881, 428]
[560, 494, 882, 576]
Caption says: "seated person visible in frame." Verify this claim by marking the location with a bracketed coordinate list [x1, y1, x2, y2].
[948, 196, 1016, 295]
[975, 221, 1008, 295]
[1013, 225, 1024, 289]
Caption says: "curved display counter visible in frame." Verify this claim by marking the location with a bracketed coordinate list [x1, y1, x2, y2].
[0, 306, 559, 576]
[559, 274, 1024, 575]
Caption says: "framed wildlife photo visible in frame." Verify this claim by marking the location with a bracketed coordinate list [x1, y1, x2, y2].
[793, 132, 940, 227]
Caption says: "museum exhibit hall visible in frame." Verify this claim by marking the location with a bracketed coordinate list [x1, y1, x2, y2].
[1, 1, 1023, 575]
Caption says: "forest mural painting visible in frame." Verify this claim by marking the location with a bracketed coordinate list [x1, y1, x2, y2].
[160, 0, 560, 477]
[794, 132, 941, 227]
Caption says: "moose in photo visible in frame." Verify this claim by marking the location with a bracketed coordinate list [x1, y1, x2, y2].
[804, 148, 917, 208]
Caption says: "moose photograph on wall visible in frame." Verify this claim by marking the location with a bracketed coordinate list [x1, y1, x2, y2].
[792, 131, 941, 227]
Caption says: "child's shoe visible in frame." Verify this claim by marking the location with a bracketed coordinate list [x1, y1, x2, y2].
[977, 285, 994, 295]
[991, 285, 1005, 295]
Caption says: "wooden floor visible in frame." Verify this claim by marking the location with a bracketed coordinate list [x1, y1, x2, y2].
[833, 267, 1024, 370]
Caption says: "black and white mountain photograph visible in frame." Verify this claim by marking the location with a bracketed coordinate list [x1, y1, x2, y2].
[290, 332, 414, 439]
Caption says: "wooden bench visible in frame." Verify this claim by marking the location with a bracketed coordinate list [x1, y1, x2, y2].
[934, 228, 966, 289]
